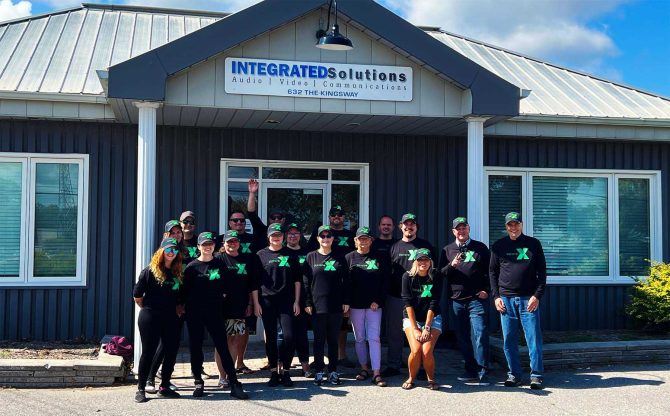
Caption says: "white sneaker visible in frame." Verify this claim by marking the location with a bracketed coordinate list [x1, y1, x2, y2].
[328, 371, 341, 385]
[144, 380, 157, 394]
[218, 378, 230, 389]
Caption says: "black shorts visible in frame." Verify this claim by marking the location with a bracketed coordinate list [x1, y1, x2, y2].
[340, 316, 351, 331]
[245, 315, 257, 335]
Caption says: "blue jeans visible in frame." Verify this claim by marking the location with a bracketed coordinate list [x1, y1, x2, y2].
[452, 298, 490, 377]
[500, 296, 544, 379]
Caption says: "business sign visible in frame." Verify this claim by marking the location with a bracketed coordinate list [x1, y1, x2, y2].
[225, 57, 413, 101]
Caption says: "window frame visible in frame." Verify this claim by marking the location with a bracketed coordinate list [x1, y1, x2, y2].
[485, 167, 662, 284]
[0, 153, 89, 287]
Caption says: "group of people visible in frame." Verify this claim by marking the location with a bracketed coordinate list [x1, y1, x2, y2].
[132, 179, 547, 403]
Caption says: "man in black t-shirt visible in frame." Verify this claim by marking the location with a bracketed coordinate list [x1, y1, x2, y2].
[439, 217, 491, 384]
[383, 213, 434, 377]
[490, 212, 546, 390]
[180, 211, 199, 265]
[371, 214, 397, 258]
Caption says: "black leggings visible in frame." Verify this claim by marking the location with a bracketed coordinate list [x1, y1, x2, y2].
[260, 295, 295, 369]
[186, 306, 238, 385]
[293, 312, 310, 363]
[313, 312, 342, 373]
[137, 309, 179, 390]
[149, 316, 185, 381]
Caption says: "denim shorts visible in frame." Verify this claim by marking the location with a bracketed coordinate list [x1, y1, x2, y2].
[403, 314, 443, 333]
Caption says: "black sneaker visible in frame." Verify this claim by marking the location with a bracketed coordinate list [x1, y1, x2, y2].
[380, 367, 401, 377]
[314, 372, 325, 386]
[158, 386, 180, 398]
[268, 371, 281, 387]
[478, 373, 491, 386]
[530, 376, 544, 390]
[328, 371, 341, 385]
[135, 390, 147, 403]
[144, 380, 157, 394]
[457, 373, 479, 382]
[193, 382, 205, 397]
[281, 372, 294, 387]
[504, 375, 522, 387]
[230, 382, 249, 400]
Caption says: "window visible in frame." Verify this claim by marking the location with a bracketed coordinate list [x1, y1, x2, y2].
[486, 169, 661, 283]
[0, 154, 88, 287]
[220, 159, 369, 236]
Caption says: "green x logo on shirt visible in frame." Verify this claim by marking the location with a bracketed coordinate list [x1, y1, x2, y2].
[324, 260, 337, 271]
[278, 256, 290, 267]
[516, 248, 530, 260]
[420, 284, 433, 298]
[299, 255, 306, 265]
[464, 250, 476, 262]
[408, 249, 418, 261]
[208, 269, 221, 280]
[187, 247, 198, 258]
[338, 236, 349, 246]
[236, 264, 247, 275]
[171, 279, 180, 291]
[365, 260, 378, 270]
[240, 243, 252, 253]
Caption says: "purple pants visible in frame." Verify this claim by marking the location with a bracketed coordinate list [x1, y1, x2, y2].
[350, 308, 383, 371]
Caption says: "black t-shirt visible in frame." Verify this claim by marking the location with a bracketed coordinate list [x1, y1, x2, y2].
[303, 250, 349, 314]
[371, 237, 397, 259]
[216, 252, 261, 319]
[182, 258, 226, 311]
[215, 231, 259, 255]
[345, 250, 388, 309]
[256, 246, 301, 300]
[439, 239, 491, 301]
[489, 234, 547, 299]
[307, 227, 356, 256]
[401, 270, 443, 322]
[389, 238, 435, 298]
[247, 210, 270, 254]
[182, 237, 199, 266]
[133, 267, 181, 314]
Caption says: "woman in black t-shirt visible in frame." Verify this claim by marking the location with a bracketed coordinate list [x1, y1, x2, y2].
[400, 248, 443, 391]
[132, 238, 183, 403]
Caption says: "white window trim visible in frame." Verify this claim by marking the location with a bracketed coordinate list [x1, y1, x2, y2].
[0, 153, 89, 287]
[485, 167, 662, 285]
[219, 159, 370, 235]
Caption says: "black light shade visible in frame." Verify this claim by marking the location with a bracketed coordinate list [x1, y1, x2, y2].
[316, 23, 353, 51]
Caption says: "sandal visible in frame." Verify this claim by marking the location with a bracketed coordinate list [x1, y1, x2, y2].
[427, 381, 440, 390]
[235, 366, 255, 375]
[372, 375, 387, 387]
[355, 369, 370, 381]
[401, 380, 415, 390]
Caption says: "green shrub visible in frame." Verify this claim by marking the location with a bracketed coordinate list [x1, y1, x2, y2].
[626, 261, 670, 330]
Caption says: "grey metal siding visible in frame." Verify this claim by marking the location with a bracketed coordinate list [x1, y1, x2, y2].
[485, 136, 670, 330]
[0, 119, 137, 340]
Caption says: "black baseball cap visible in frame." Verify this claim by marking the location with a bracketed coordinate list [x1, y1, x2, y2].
[452, 217, 468, 229]
[267, 223, 284, 236]
[355, 226, 372, 238]
[317, 225, 332, 235]
[164, 219, 181, 233]
[286, 223, 301, 232]
[415, 248, 432, 260]
[223, 230, 240, 242]
[160, 237, 179, 250]
[197, 232, 215, 245]
[180, 211, 195, 222]
[401, 213, 417, 223]
[329, 205, 345, 216]
[505, 212, 522, 224]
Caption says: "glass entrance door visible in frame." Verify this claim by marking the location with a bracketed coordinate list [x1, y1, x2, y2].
[261, 182, 327, 237]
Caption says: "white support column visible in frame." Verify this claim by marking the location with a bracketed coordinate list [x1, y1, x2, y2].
[133, 102, 161, 370]
[466, 117, 488, 241]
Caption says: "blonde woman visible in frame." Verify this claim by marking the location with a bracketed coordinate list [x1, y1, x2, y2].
[133, 238, 183, 403]
[400, 248, 443, 391]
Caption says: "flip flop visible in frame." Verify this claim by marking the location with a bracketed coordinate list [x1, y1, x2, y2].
[355, 369, 370, 381]
[402, 380, 415, 390]
[372, 375, 387, 387]
[427, 381, 440, 390]
[235, 366, 255, 375]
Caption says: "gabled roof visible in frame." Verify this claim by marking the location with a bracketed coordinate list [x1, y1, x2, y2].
[106, 0, 521, 117]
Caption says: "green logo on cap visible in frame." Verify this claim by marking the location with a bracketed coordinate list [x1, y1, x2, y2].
[338, 236, 349, 246]
[405, 213, 416, 220]
[509, 213, 519, 220]
[420, 284, 433, 298]
[236, 264, 247, 275]
[464, 250, 476, 262]
[229, 231, 238, 237]
[240, 242, 252, 253]
[168, 220, 179, 227]
[360, 227, 369, 234]
[334, 205, 342, 210]
[278, 256, 290, 267]
[454, 217, 466, 223]
[167, 238, 177, 245]
[208, 269, 220, 280]
[365, 260, 378, 270]
[187, 247, 197, 257]
[203, 232, 213, 240]
[324, 260, 337, 271]
[516, 248, 530, 260]
[270, 224, 282, 232]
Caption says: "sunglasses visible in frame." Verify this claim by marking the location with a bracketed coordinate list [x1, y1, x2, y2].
[164, 247, 179, 254]
[181, 220, 195, 225]
[270, 215, 284, 221]
[319, 233, 333, 239]
[229, 218, 245, 223]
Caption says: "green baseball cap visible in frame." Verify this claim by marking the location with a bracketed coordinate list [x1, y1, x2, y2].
[505, 212, 522, 224]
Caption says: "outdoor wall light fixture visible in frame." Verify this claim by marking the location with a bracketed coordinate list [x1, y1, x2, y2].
[315, 0, 353, 51]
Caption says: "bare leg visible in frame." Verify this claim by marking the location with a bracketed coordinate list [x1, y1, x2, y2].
[421, 330, 441, 382]
[403, 328, 423, 384]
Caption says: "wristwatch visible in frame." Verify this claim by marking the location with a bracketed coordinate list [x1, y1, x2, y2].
[424, 325, 431, 332]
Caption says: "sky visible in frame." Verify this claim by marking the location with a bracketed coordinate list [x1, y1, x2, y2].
[1, 0, 669, 97]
